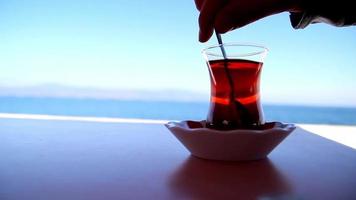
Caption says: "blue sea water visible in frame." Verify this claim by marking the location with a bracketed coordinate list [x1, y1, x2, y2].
[1, 96, 356, 125]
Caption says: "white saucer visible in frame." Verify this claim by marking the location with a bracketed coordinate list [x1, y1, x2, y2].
[165, 121, 296, 161]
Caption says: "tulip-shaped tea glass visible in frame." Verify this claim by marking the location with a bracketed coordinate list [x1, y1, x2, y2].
[202, 43, 268, 130]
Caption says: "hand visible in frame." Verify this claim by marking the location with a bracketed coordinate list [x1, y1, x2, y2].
[195, 0, 302, 42]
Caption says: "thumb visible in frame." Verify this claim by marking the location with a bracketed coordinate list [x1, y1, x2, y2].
[214, 1, 283, 33]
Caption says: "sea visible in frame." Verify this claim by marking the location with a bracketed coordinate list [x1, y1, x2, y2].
[1, 96, 356, 125]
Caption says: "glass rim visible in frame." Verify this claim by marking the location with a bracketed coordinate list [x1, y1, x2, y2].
[202, 43, 269, 58]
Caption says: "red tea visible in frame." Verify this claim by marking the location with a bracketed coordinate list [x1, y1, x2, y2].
[206, 59, 264, 130]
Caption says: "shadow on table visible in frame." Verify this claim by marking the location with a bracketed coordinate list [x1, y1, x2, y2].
[168, 156, 293, 199]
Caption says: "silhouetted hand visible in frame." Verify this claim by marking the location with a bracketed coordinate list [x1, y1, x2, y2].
[194, 0, 302, 42]
[195, 0, 356, 42]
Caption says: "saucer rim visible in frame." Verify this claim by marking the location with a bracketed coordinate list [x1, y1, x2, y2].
[165, 120, 296, 135]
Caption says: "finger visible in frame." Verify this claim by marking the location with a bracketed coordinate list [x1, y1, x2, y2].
[194, 0, 205, 11]
[198, 0, 226, 42]
[214, 1, 265, 33]
[214, 0, 286, 33]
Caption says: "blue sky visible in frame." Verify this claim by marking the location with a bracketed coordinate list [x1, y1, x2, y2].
[0, 0, 356, 106]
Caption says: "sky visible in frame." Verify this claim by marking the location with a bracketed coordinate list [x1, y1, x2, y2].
[0, 0, 356, 107]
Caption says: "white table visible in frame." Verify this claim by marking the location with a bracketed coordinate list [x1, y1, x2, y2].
[1, 117, 355, 199]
